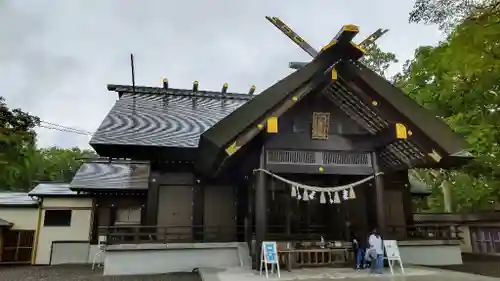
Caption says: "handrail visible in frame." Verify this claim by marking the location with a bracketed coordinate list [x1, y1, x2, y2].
[99, 225, 245, 245]
[98, 223, 462, 245]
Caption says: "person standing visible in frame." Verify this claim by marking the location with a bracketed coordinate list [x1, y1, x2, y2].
[351, 229, 368, 270]
[368, 228, 384, 275]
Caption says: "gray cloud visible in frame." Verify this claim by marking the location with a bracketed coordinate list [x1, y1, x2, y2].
[0, 0, 444, 149]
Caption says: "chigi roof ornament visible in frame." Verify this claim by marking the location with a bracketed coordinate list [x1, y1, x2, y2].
[265, 16, 389, 70]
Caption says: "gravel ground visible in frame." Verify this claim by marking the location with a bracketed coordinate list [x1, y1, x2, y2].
[0, 265, 201, 281]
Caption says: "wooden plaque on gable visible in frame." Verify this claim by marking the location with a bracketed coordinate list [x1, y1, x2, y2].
[312, 112, 330, 140]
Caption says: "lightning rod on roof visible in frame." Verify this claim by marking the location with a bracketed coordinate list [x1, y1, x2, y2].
[130, 53, 137, 113]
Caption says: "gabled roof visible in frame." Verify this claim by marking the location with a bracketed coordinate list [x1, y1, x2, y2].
[195, 27, 370, 175]
[333, 60, 472, 169]
[90, 85, 250, 152]
[28, 182, 79, 197]
[70, 159, 150, 192]
[194, 26, 470, 176]
[339, 61, 469, 157]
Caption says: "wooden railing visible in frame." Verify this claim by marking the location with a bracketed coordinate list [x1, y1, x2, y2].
[387, 224, 462, 240]
[99, 225, 245, 245]
[278, 248, 349, 271]
[267, 225, 328, 241]
[99, 223, 461, 245]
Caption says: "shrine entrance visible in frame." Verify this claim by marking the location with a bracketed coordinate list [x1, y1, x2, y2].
[265, 173, 373, 242]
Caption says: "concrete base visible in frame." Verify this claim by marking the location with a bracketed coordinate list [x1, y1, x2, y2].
[103, 242, 250, 276]
[101, 239, 461, 276]
[399, 240, 463, 266]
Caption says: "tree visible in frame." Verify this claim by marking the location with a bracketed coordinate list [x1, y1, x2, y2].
[361, 45, 399, 77]
[0, 96, 40, 190]
[0, 96, 98, 191]
[409, 0, 500, 31]
[37, 147, 97, 183]
[396, 11, 500, 212]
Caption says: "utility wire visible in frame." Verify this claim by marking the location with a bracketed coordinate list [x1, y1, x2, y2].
[0, 114, 93, 136]
[38, 124, 92, 136]
[39, 120, 93, 135]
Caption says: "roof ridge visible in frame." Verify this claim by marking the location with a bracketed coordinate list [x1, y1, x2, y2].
[107, 84, 254, 100]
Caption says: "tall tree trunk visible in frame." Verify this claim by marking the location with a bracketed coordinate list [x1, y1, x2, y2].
[441, 180, 453, 213]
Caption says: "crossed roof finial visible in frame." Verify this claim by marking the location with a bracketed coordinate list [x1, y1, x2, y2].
[265, 16, 388, 69]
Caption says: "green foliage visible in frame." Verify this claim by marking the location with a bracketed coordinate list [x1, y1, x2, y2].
[409, 0, 500, 31]
[361, 45, 399, 77]
[0, 96, 97, 191]
[398, 11, 500, 212]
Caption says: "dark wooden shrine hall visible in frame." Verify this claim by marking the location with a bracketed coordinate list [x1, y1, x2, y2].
[82, 22, 472, 269]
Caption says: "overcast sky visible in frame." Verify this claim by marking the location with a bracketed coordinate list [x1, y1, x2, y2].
[0, 0, 444, 150]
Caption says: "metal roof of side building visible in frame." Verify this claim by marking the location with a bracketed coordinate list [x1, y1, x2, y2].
[28, 182, 80, 197]
[0, 192, 38, 206]
[0, 218, 13, 227]
[70, 160, 150, 191]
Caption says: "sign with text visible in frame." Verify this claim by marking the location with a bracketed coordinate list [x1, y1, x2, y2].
[262, 241, 278, 264]
[260, 241, 280, 279]
[383, 240, 401, 259]
[383, 240, 405, 275]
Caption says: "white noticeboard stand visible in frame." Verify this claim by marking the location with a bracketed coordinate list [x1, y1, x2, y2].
[260, 241, 280, 279]
[383, 240, 405, 275]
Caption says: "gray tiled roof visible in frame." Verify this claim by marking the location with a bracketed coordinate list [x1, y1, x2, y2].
[409, 174, 431, 195]
[70, 161, 150, 191]
[0, 192, 38, 206]
[90, 89, 249, 148]
[28, 183, 78, 197]
[0, 218, 12, 227]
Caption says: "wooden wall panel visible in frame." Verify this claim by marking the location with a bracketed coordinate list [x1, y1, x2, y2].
[204, 185, 236, 241]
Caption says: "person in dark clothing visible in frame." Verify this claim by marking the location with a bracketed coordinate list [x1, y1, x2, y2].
[351, 229, 368, 270]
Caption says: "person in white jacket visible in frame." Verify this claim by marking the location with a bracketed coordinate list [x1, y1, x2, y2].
[368, 228, 384, 274]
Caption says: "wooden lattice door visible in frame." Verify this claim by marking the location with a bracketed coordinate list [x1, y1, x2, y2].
[1, 230, 35, 264]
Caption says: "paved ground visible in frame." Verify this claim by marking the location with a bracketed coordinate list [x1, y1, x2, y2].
[430, 253, 500, 278]
[199, 266, 500, 281]
[1, 255, 500, 281]
[0, 265, 201, 281]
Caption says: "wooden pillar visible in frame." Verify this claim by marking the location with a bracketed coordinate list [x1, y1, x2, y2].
[254, 147, 267, 270]
[246, 180, 256, 269]
[371, 151, 386, 236]
[146, 173, 160, 225]
[402, 173, 414, 226]
[192, 181, 205, 241]
[246, 181, 254, 243]
[284, 185, 292, 237]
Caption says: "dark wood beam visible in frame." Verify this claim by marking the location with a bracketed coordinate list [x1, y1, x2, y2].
[371, 151, 386, 236]
[192, 181, 204, 241]
[254, 146, 267, 270]
[145, 173, 160, 225]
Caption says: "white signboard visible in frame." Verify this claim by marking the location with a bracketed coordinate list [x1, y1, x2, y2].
[383, 240, 405, 275]
[260, 241, 280, 279]
[383, 240, 401, 259]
